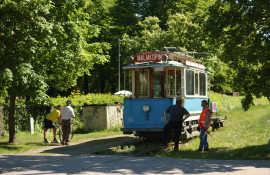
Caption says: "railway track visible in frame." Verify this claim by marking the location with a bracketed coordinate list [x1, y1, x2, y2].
[93, 137, 194, 157]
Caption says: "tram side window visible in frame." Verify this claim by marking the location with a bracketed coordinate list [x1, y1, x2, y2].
[153, 72, 161, 97]
[176, 71, 181, 96]
[135, 70, 149, 96]
[186, 70, 194, 95]
[167, 70, 175, 96]
[199, 73, 206, 96]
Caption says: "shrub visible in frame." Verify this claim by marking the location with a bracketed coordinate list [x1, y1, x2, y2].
[2, 92, 125, 133]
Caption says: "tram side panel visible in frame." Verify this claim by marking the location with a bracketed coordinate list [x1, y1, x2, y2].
[123, 98, 176, 133]
[123, 98, 207, 132]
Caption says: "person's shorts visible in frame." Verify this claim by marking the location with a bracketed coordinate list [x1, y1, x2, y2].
[44, 119, 55, 129]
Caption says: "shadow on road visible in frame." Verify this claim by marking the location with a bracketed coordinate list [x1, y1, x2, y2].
[41, 136, 139, 155]
[0, 154, 269, 174]
[0, 137, 269, 174]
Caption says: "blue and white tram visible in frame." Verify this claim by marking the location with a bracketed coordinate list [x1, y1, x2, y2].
[121, 49, 210, 139]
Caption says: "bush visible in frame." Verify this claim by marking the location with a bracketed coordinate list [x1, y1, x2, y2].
[3, 103, 50, 133]
[48, 90, 125, 106]
[2, 92, 125, 133]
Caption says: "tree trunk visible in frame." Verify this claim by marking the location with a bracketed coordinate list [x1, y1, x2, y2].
[8, 93, 16, 143]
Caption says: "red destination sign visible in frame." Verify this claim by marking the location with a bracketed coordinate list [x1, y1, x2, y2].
[185, 60, 205, 70]
[135, 52, 166, 62]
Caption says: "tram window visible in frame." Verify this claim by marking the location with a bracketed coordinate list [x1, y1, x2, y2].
[186, 70, 194, 95]
[135, 70, 149, 96]
[176, 71, 181, 96]
[195, 72, 199, 95]
[167, 70, 175, 96]
[199, 73, 206, 96]
[153, 72, 162, 97]
[166, 70, 181, 97]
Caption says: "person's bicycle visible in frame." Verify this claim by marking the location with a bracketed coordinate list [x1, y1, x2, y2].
[58, 125, 74, 143]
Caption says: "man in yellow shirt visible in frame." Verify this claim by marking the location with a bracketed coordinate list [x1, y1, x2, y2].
[44, 105, 62, 143]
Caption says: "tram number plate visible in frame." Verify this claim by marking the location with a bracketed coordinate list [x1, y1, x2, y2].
[161, 117, 166, 122]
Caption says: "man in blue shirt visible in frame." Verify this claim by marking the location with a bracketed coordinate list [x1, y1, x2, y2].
[163, 98, 190, 151]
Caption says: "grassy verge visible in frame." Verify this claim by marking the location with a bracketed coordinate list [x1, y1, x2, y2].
[156, 104, 270, 160]
[0, 129, 122, 154]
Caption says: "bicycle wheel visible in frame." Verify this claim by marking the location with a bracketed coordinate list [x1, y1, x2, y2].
[58, 126, 74, 143]
[58, 127, 63, 143]
[70, 125, 74, 141]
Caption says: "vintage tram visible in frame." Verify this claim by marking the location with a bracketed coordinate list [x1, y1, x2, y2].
[121, 47, 224, 140]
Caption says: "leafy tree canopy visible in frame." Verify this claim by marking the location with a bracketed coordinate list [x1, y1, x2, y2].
[205, 0, 270, 110]
[0, 0, 110, 101]
[0, 0, 110, 142]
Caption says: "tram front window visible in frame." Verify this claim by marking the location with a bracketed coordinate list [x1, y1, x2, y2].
[166, 70, 181, 97]
[135, 70, 149, 96]
[153, 72, 161, 97]
[167, 70, 175, 96]
[186, 70, 194, 95]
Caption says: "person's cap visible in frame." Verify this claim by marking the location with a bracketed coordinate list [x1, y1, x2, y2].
[66, 100, 72, 104]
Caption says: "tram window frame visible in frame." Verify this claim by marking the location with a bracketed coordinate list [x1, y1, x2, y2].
[135, 69, 149, 97]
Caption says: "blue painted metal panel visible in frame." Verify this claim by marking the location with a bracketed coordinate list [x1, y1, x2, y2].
[185, 98, 207, 113]
[124, 99, 176, 129]
[124, 98, 207, 130]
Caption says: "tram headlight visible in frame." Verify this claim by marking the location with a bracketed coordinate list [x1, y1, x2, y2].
[142, 104, 150, 112]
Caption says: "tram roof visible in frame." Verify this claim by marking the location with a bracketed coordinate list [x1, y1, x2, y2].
[123, 61, 210, 73]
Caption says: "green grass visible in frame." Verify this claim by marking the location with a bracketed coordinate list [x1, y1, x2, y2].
[155, 104, 270, 160]
[0, 129, 122, 154]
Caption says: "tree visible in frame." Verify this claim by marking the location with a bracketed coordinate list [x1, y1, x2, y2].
[0, 0, 110, 142]
[205, 0, 270, 110]
[122, 16, 166, 56]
